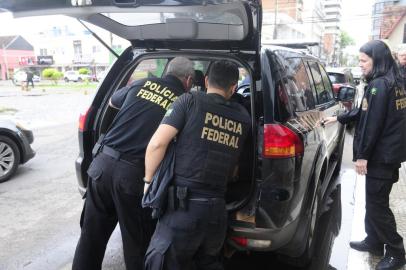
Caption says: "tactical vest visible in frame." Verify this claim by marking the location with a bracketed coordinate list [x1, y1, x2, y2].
[174, 92, 250, 190]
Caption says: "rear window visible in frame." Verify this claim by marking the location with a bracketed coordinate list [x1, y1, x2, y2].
[103, 12, 243, 26]
[328, 73, 345, 84]
[126, 58, 210, 92]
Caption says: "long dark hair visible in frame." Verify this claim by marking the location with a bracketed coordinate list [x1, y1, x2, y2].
[359, 40, 402, 87]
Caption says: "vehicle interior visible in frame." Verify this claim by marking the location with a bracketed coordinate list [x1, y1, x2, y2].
[95, 53, 259, 211]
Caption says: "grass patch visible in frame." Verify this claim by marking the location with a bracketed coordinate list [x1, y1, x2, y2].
[0, 106, 18, 113]
[37, 82, 98, 91]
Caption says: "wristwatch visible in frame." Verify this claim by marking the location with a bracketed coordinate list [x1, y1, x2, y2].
[143, 177, 151, 184]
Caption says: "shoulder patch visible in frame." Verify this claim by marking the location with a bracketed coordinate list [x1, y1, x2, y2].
[165, 108, 173, 116]
[370, 87, 378, 95]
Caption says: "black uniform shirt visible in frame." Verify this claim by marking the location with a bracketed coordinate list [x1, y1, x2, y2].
[162, 92, 251, 196]
[102, 75, 185, 158]
[338, 77, 406, 164]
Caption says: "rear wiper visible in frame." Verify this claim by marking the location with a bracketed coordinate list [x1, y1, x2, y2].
[77, 19, 119, 59]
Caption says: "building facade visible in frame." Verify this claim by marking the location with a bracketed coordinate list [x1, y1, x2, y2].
[372, 0, 406, 40]
[322, 0, 342, 65]
[0, 36, 35, 80]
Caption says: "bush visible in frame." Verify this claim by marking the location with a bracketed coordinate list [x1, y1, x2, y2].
[42, 68, 63, 85]
[78, 68, 90, 75]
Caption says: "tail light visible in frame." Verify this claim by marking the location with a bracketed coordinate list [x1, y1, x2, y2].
[231, 236, 248, 247]
[263, 124, 304, 158]
[78, 108, 91, 132]
[230, 237, 272, 248]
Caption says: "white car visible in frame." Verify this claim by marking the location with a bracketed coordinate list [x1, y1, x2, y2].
[64, 70, 90, 82]
[12, 70, 41, 85]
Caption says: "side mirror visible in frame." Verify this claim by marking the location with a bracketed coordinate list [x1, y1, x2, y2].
[336, 86, 355, 102]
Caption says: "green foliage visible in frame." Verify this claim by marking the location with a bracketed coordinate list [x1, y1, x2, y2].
[339, 31, 355, 50]
[42, 68, 63, 85]
[78, 68, 90, 75]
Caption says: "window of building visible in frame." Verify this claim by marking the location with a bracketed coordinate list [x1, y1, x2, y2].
[40, 48, 47, 56]
[73, 40, 82, 57]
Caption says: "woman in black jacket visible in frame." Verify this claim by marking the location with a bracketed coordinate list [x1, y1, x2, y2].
[325, 40, 406, 270]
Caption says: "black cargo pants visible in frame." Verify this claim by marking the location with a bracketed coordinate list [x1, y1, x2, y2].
[144, 198, 227, 270]
[72, 152, 156, 270]
[364, 165, 405, 258]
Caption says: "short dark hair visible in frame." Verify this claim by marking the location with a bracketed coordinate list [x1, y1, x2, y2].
[360, 40, 401, 86]
[207, 60, 239, 91]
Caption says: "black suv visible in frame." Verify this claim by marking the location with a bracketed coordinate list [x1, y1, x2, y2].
[3, 0, 353, 265]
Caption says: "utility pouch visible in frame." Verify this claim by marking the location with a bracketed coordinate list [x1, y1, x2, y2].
[92, 134, 106, 157]
[176, 186, 188, 210]
[168, 186, 176, 211]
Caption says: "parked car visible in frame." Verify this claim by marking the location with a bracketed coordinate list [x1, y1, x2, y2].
[0, 120, 35, 183]
[64, 70, 91, 82]
[12, 70, 41, 86]
[327, 67, 358, 111]
[350, 66, 363, 85]
[3, 1, 352, 266]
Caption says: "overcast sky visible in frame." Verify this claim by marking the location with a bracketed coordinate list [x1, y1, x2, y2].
[341, 0, 375, 53]
[0, 0, 375, 54]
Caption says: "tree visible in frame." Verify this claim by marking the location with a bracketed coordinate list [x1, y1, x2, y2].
[42, 68, 63, 85]
[339, 31, 355, 50]
[338, 31, 355, 66]
[78, 68, 90, 75]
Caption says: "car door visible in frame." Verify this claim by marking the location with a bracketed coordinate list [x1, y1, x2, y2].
[1, 0, 261, 52]
[306, 61, 341, 154]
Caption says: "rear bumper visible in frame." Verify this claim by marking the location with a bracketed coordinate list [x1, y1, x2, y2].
[228, 215, 300, 252]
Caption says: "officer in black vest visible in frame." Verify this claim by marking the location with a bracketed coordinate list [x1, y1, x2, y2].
[72, 57, 195, 270]
[143, 60, 251, 270]
[325, 40, 406, 270]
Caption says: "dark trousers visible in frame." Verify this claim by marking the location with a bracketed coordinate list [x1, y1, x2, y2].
[364, 169, 405, 258]
[26, 78, 34, 88]
[72, 153, 156, 270]
[145, 199, 227, 270]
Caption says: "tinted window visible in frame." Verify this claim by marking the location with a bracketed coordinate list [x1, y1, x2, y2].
[285, 58, 316, 112]
[127, 58, 168, 85]
[308, 62, 331, 104]
[328, 73, 345, 84]
[318, 64, 334, 101]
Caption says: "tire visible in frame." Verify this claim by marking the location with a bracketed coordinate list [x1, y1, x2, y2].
[0, 135, 21, 183]
[308, 185, 342, 270]
[64, 77, 69, 83]
[278, 179, 322, 267]
[78, 77, 83, 82]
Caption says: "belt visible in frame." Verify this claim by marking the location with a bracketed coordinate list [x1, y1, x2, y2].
[99, 145, 143, 166]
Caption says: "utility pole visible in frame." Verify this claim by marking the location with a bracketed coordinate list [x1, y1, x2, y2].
[273, 0, 278, 39]
[2, 44, 10, 80]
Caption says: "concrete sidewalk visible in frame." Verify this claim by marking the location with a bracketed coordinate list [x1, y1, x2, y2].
[347, 163, 406, 270]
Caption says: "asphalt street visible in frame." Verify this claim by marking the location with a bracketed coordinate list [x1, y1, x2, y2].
[0, 85, 358, 270]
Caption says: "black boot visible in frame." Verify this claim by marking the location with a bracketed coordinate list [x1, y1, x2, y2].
[376, 254, 406, 270]
[350, 239, 384, 256]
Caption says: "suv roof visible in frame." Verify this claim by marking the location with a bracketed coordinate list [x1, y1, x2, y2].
[1, 0, 262, 51]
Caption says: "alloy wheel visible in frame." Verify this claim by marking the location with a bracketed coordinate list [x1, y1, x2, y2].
[0, 142, 15, 178]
